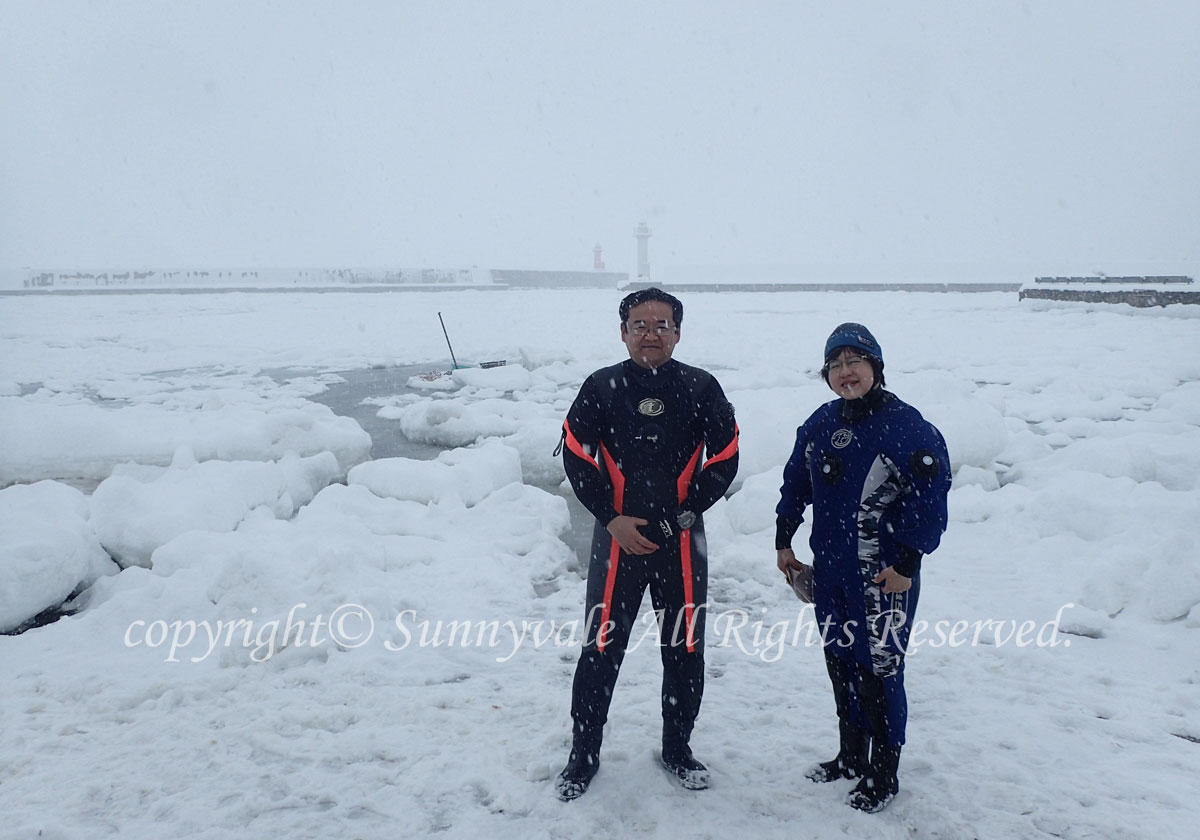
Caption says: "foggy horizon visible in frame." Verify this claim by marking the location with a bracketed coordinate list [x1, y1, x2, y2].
[2, 1, 1198, 276]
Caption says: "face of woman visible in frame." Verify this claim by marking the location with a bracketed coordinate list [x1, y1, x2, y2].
[826, 348, 875, 400]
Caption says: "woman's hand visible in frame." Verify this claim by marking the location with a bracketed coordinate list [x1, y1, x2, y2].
[777, 547, 803, 575]
[873, 566, 912, 594]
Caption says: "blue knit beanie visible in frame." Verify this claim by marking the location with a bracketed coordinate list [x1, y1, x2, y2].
[824, 322, 883, 364]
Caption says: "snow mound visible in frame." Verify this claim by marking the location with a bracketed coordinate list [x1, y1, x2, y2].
[725, 469, 786, 536]
[724, 384, 830, 484]
[388, 396, 558, 448]
[450, 364, 533, 391]
[0, 481, 116, 632]
[899, 371, 1008, 472]
[113, 476, 572, 666]
[0, 394, 371, 486]
[499, 423, 567, 487]
[1012, 429, 1200, 492]
[90, 448, 341, 569]
[348, 439, 523, 507]
[1155, 381, 1200, 425]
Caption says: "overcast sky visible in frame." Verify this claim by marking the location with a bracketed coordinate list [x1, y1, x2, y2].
[2, 1, 1197, 274]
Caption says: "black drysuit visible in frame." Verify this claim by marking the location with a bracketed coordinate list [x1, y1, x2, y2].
[561, 358, 739, 757]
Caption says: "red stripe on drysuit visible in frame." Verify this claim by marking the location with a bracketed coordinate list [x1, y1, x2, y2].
[702, 423, 740, 469]
[562, 420, 600, 470]
[597, 443, 625, 652]
[676, 444, 704, 652]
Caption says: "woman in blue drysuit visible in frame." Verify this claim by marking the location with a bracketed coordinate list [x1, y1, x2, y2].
[776, 323, 951, 813]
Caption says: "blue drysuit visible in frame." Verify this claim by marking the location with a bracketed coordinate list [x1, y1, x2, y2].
[777, 389, 950, 745]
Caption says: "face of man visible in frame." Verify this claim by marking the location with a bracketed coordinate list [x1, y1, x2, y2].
[621, 300, 680, 369]
[826, 347, 876, 400]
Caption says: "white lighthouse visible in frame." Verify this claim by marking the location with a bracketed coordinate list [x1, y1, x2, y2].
[634, 221, 652, 282]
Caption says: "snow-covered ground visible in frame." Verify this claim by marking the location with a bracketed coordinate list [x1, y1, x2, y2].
[1, 289, 1198, 839]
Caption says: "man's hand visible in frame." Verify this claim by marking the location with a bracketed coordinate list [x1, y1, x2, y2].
[873, 566, 912, 594]
[607, 516, 660, 555]
[777, 547, 804, 576]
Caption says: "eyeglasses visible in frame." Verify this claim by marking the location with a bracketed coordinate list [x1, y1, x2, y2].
[626, 320, 676, 336]
[826, 356, 869, 374]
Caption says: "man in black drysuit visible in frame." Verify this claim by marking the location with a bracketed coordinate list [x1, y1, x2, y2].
[554, 288, 739, 800]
